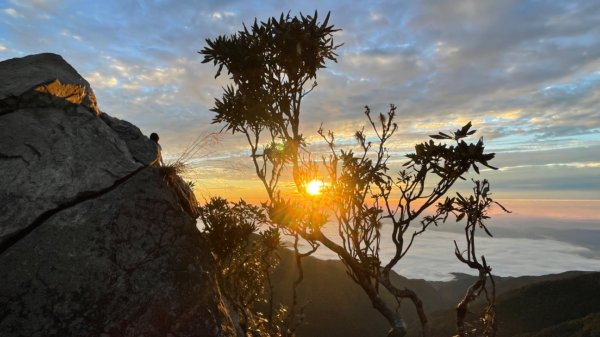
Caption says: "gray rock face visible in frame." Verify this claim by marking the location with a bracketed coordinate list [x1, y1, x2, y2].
[0, 53, 99, 116]
[0, 53, 239, 336]
[100, 112, 159, 165]
[0, 169, 237, 336]
[0, 105, 141, 245]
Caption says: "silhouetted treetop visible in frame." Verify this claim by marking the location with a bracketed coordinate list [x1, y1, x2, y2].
[201, 11, 507, 337]
[200, 11, 340, 135]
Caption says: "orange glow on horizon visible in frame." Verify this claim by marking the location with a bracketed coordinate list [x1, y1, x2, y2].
[306, 179, 326, 196]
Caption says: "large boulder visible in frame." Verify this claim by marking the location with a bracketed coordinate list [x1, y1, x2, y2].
[0, 103, 142, 246]
[0, 53, 99, 116]
[0, 53, 239, 336]
[0, 53, 158, 248]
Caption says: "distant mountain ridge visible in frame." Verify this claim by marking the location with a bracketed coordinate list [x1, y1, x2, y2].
[424, 272, 600, 336]
[517, 312, 600, 337]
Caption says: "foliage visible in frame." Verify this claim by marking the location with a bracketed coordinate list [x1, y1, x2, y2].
[156, 131, 223, 218]
[157, 161, 200, 218]
[435, 180, 509, 336]
[316, 106, 508, 337]
[201, 11, 339, 135]
[201, 11, 507, 337]
[199, 197, 285, 336]
[200, 11, 340, 202]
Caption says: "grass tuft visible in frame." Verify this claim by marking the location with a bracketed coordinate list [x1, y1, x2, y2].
[156, 131, 223, 218]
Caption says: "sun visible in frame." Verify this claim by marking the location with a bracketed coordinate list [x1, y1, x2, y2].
[306, 179, 326, 196]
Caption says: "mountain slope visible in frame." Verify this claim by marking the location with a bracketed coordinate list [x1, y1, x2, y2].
[426, 272, 600, 337]
[268, 248, 449, 337]
[496, 272, 600, 336]
[268, 246, 599, 337]
[518, 312, 600, 337]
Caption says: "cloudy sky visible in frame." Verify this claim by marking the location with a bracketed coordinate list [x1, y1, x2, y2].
[1, 0, 599, 278]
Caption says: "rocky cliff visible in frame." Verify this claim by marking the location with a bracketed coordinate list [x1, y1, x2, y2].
[0, 53, 239, 336]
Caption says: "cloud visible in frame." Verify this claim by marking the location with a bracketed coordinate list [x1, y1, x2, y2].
[499, 162, 600, 170]
[491, 145, 600, 169]
[313, 1, 600, 143]
[1, 0, 599, 205]
[3, 8, 19, 18]
[294, 220, 600, 280]
[85, 71, 118, 89]
[60, 30, 82, 41]
[210, 11, 235, 20]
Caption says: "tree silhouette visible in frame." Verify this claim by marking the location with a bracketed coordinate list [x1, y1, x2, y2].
[201, 11, 506, 337]
[198, 197, 286, 335]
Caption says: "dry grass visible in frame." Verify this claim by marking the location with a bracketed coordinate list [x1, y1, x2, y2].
[157, 131, 223, 218]
[172, 132, 222, 166]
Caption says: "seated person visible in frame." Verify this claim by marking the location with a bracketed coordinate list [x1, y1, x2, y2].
[150, 132, 164, 166]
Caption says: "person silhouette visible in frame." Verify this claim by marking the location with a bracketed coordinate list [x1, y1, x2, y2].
[150, 132, 164, 166]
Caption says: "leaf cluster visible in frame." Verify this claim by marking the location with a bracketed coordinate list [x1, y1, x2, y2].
[200, 11, 339, 134]
[199, 197, 267, 261]
[198, 197, 283, 334]
[407, 122, 496, 178]
[201, 11, 508, 335]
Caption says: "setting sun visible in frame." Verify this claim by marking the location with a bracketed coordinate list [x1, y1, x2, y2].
[306, 179, 326, 196]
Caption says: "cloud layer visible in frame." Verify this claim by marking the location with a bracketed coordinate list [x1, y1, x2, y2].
[1, 0, 598, 200]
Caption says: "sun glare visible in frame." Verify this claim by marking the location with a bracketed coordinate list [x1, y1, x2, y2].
[306, 179, 325, 196]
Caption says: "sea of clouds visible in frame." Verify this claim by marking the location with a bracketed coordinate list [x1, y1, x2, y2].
[290, 211, 600, 281]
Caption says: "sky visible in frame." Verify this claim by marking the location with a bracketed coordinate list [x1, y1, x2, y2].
[1, 0, 599, 279]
